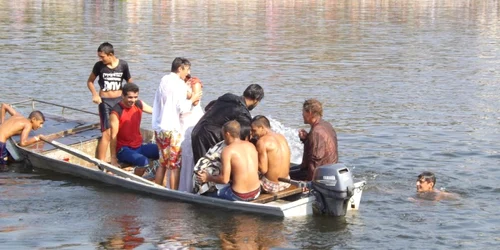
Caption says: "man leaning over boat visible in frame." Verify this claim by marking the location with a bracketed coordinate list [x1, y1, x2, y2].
[109, 83, 159, 178]
[190, 84, 264, 164]
[196, 120, 261, 202]
[0, 103, 45, 172]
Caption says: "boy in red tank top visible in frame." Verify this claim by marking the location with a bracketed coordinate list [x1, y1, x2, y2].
[109, 83, 158, 177]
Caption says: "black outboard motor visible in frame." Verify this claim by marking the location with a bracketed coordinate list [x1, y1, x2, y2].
[311, 163, 354, 217]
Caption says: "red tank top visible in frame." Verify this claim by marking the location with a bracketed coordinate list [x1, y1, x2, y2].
[111, 101, 143, 152]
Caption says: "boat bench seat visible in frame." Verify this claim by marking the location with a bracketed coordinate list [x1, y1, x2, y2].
[252, 185, 303, 204]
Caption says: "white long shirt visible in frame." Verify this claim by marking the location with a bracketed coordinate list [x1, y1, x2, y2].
[152, 72, 193, 132]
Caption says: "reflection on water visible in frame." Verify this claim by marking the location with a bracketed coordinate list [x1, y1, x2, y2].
[218, 214, 286, 249]
[99, 215, 145, 249]
[1, 0, 500, 249]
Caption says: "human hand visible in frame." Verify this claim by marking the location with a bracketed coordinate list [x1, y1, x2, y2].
[190, 91, 202, 104]
[196, 170, 208, 183]
[38, 135, 47, 142]
[92, 95, 102, 104]
[298, 129, 308, 140]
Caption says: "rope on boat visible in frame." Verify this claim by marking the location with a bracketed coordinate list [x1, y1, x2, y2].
[349, 181, 367, 207]
[6, 98, 98, 116]
[31, 99, 98, 116]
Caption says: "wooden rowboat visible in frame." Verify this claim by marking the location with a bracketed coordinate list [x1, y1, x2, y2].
[6, 99, 366, 217]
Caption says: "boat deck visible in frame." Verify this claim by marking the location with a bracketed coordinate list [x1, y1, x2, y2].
[252, 186, 304, 204]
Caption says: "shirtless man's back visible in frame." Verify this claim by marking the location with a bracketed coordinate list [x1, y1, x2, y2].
[251, 115, 291, 193]
[224, 139, 260, 194]
[0, 103, 45, 171]
[196, 120, 261, 201]
[0, 104, 45, 146]
[256, 132, 290, 181]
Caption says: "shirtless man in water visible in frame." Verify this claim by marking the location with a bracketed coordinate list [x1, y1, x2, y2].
[0, 103, 45, 171]
[250, 115, 291, 193]
[196, 120, 261, 201]
[416, 171, 458, 201]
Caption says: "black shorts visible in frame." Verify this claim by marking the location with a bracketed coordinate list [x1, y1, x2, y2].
[98, 97, 121, 132]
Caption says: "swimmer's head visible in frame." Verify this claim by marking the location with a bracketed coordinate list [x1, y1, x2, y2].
[416, 171, 436, 193]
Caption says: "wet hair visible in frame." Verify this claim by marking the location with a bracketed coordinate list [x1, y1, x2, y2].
[418, 171, 436, 186]
[122, 83, 139, 95]
[239, 124, 251, 140]
[28, 110, 45, 121]
[251, 115, 271, 129]
[243, 84, 264, 102]
[223, 120, 241, 138]
[97, 42, 114, 55]
[171, 57, 191, 73]
[303, 98, 323, 117]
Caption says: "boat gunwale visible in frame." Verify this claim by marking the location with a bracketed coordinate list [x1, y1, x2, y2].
[18, 141, 312, 217]
[6, 99, 363, 217]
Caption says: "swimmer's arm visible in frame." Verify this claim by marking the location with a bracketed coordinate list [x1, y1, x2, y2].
[436, 191, 459, 201]
[1, 103, 18, 123]
[19, 123, 38, 146]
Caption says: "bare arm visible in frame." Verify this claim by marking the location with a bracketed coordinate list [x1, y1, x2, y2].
[141, 101, 153, 114]
[109, 113, 120, 166]
[86, 72, 101, 104]
[191, 82, 202, 106]
[18, 123, 39, 146]
[256, 139, 269, 175]
[1, 103, 18, 124]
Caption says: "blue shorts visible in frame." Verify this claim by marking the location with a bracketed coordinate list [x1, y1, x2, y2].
[0, 141, 9, 166]
[98, 97, 122, 132]
[117, 143, 159, 168]
[209, 185, 260, 202]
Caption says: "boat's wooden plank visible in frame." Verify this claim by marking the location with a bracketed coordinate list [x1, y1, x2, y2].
[252, 185, 303, 204]
[40, 138, 164, 188]
[44, 123, 100, 139]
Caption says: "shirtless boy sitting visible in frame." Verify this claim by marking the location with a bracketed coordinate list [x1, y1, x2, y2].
[250, 115, 291, 193]
[196, 120, 261, 202]
[0, 103, 45, 171]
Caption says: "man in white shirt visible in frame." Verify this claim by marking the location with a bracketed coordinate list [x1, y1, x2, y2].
[152, 57, 201, 189]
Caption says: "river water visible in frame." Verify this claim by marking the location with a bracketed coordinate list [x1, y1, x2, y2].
[1, 0, 499, 249]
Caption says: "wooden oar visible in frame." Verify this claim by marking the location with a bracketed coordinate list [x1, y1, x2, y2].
[7, 123, 101, 161]
[278, 177, 310, 188]
[44, 123, 100, 139]
[40, 138, 164, 188]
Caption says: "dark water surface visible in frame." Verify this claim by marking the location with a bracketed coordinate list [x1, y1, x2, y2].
[1, 0, 500, 249]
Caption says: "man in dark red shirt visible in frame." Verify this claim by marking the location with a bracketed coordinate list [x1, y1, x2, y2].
[109, 83, 158, 177]
[291, 98, 338, 181]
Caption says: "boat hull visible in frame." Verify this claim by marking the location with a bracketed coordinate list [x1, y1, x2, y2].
[7, 106, 364, 218]
[17, 136, 316, 217]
